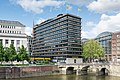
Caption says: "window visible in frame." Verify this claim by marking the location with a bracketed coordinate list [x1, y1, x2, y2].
[74, 59, 76, 63]
[11, 40, 14, 44]
[17, 47, 20, 51]
[5, 40, 8, 44]
[17, 40, 20, 45]
[0, 39, 3, 43]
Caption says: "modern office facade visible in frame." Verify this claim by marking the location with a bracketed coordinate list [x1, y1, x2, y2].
[33, 14, 82, 62]
[95, 32, 112, 61]
[81, 38, 89, 44]
[0, 20, 28, 51]
[112, 32, 120, 62]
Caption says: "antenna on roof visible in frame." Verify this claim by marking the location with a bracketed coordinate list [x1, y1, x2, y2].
[33, 20, 35, 26]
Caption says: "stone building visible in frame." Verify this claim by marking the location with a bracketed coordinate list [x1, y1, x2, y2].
[112, 32, 120, 62]
[0, 20, 28, 51]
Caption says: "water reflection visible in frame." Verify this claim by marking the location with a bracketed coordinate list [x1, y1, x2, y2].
[1, 75, 120, 80]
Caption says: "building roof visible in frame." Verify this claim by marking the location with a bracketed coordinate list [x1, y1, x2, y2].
[34, 13, 81, 28]
[96, 32, 112, 38]
[0, 20, 25, 27]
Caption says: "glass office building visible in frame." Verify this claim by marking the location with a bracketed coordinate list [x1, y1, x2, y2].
[33, 14, 82, 62]
[95, 32, 112, 61]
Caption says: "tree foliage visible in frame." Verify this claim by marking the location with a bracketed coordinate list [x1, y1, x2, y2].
[4, 47, 11, 62]
[0, 42, 4, 62]
[0, 43, 29, 64]
[17, 45, 29, 62]
[9, 44, 17, 61]
[82, 40, 104, 60]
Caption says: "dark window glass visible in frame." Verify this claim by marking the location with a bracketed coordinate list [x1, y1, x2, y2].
[74, 59, 76, 63]
[11, 40, 14, 44]
[5, 40, 8, 44]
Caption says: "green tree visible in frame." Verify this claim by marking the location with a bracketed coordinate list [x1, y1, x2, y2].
[0, 42, 4, 64]
[82, 40, 104, 62]
[17, 45, 29, 64]
[4, 47, 12, 62]
[9, 43, 17, 62]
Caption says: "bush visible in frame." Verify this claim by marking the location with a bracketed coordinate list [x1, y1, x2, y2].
[35, 61, 54, 65]
[15, 64, 29, 66]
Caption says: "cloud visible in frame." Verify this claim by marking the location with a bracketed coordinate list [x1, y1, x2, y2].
[88, 0, 120, 14]
[82, 13, 120, 39]
[66, 0, 120, 14]
[66, 0, 94, 6]
[25, 18, 46, 36]
[66, 4, 72, 10]
[36, 18, 46, 24]
[10, 0, 65, 13]
[81, 21, 96, 38]
[85, 21, 96, 29]
[81, 31, 90, 39]
[25, 27, 32, 36]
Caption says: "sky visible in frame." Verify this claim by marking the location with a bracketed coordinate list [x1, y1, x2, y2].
[0, 0, 120, 39]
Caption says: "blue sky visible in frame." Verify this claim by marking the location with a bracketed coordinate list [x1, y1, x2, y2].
[1, 0, 120, 39]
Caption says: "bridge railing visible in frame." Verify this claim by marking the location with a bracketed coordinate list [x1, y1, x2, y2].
[109, 62, 120, 65]
[56, 62, 110, 66]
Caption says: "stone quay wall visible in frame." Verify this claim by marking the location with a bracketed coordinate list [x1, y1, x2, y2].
[109, 63, 120, 77]
[0, 65, 59, 79]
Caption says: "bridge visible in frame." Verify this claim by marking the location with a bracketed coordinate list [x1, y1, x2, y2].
[57, 63, 120, 76]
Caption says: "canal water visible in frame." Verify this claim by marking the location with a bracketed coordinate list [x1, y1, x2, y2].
[1, 74, 120, 80]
